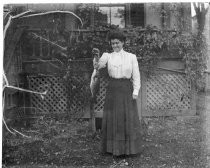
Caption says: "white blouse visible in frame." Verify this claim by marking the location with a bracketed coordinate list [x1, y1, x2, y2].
[98, 49, 140, 96]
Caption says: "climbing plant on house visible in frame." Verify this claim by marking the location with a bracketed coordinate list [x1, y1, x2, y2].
[63, 3, 209, 94]
[64, 23, 207, 91]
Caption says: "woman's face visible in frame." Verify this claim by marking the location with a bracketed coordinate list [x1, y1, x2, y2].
[111, 39, 124, 52]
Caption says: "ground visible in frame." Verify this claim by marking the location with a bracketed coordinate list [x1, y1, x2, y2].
[2, 92, 209, 168]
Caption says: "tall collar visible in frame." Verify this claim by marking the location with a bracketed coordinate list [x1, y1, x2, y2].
[113, 49, 125, 55]
[111, 49, 125, 66]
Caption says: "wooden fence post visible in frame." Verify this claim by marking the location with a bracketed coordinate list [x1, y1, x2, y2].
[89, 98, 96, 132]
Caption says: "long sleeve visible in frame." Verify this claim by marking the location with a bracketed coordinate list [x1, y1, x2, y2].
[98, 53, 109, 69]
[96, 50, 140, 96]
[132, 55, 140, 96]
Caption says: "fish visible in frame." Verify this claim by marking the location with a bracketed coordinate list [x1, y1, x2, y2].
[90, 48, 100, 100]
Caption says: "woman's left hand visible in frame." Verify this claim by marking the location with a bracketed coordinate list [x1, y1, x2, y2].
[132, 94, 138, 99]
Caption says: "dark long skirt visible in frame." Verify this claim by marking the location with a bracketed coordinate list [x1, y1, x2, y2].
[101, 78, 142, 156]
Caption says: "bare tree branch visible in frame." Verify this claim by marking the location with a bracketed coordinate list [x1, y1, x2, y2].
[11, 128, 31, 138]
[193, 2, 199, 15]
[204, 5, 209, 16]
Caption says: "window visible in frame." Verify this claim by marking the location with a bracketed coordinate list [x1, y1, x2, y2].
[130, 3, 145, 27]
[94, 5, 125, 28]
[92, 3, 145, 28]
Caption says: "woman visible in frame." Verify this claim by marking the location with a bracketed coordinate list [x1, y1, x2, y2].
[95, 30, 142, 157]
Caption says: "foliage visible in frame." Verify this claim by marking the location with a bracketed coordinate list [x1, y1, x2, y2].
[147, 2, 209, 90]
[179, 33, 208, 90]
[66, 3, 209, 92]
[65, 24, 208, 90]
[67, 29, 111, 60]
[124, 26, 208, 90]
[123, 25, 179, 72]
[63, 70, 92, 118]
[75, 4, 93, 29]
[126, 27, 207, 91]
[148, 3, 192, 32]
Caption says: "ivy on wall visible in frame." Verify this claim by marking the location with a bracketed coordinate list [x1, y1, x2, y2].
[65, 24, 207, 91]
[68, 3, 208, 91]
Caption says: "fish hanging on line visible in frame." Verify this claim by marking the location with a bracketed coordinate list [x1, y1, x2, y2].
[90, 48, 100, 100]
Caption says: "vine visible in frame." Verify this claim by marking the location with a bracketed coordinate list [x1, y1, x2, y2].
[64, 24, 208, 91]
[66, 3, 208, 91]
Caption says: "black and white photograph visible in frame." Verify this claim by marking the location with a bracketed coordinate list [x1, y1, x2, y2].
[2, 2, 210, 168]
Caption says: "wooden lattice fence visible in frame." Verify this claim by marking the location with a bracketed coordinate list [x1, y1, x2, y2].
[94, 77, 109, 115]
[141, 71, 195, 116]
[26, 59, 196, 118]
[26, 60, 93, 118]
[94, 71, 195, 118]
[28, 75, 68, 113]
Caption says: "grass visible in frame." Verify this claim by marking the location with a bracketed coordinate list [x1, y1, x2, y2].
[2, 112, 207, 168]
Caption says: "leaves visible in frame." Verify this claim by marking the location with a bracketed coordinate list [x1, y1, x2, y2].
[64, 19, 207, 91]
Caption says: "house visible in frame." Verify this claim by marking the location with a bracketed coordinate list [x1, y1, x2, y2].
[3, 3, 195, 122]
[5, 3, 191, 30]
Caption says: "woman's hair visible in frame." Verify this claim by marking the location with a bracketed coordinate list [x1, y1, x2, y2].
[108, 30, 126, 42]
